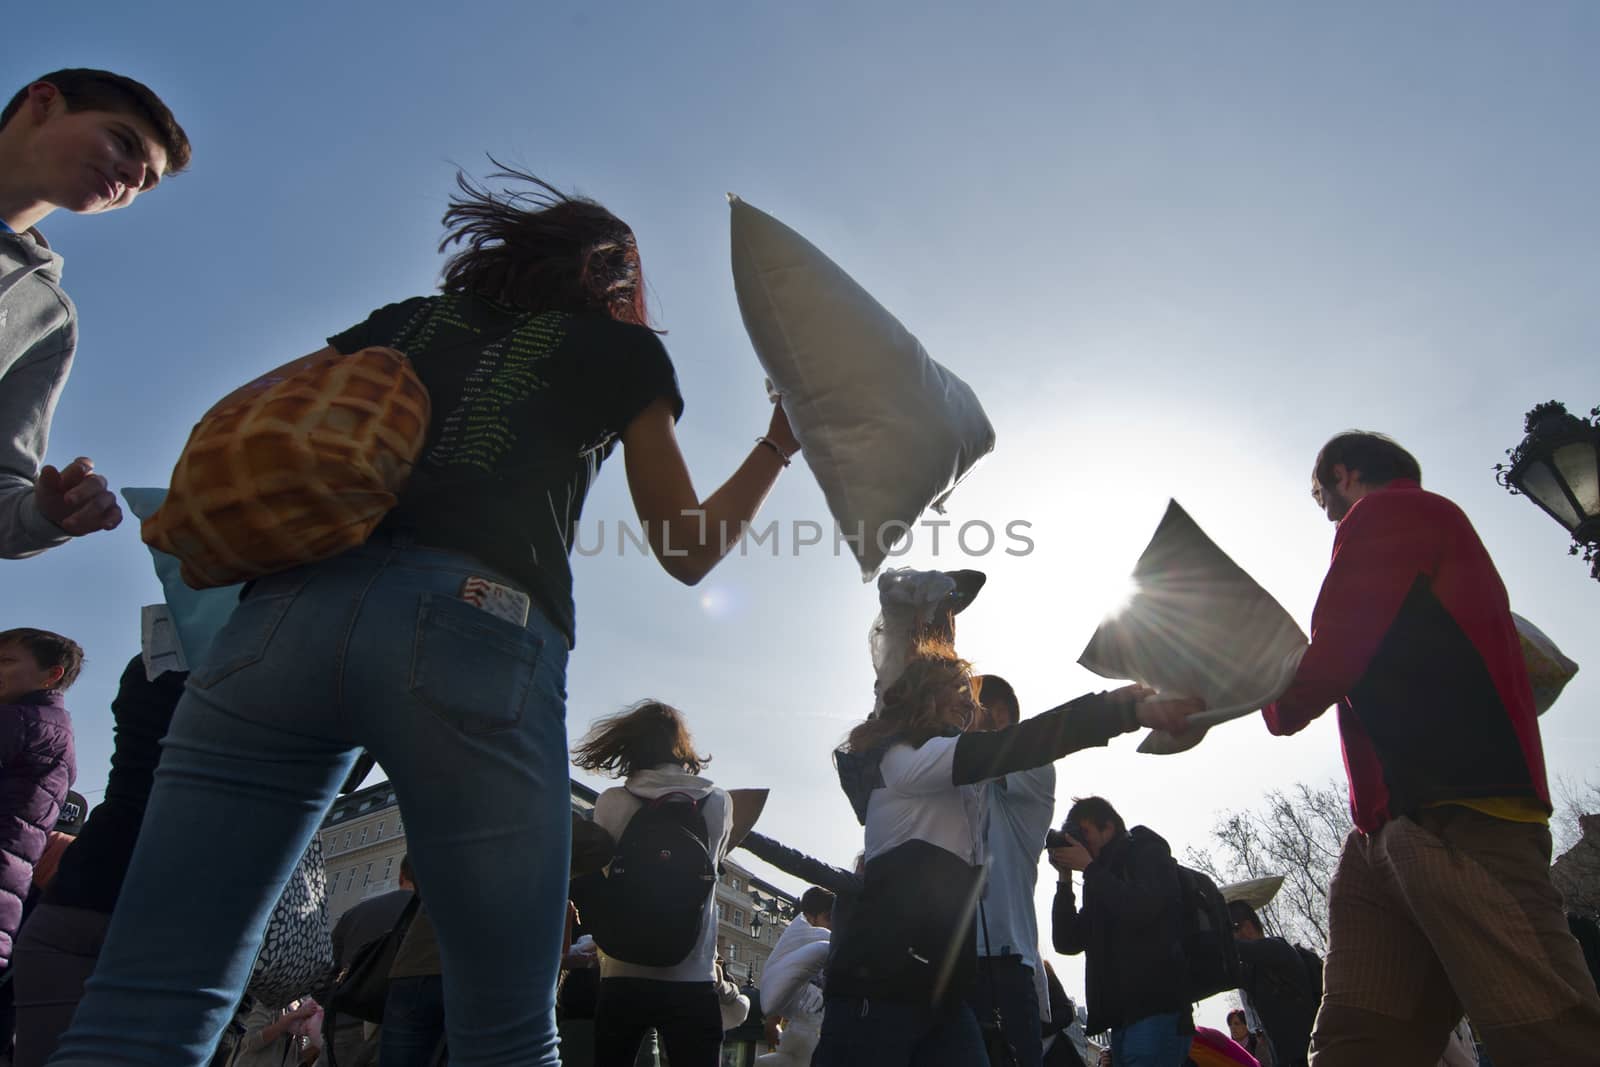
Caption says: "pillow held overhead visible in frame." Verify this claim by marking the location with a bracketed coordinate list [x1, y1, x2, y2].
[729, 195, 995, 579]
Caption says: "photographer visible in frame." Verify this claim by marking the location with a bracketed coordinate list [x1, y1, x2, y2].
[1049, 797, 1192, 1067]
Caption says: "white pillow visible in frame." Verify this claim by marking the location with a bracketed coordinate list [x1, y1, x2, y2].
[729, 195, 995, 579]
[1513, 613, 1579, 716]
[1077, 500, 1308, 755]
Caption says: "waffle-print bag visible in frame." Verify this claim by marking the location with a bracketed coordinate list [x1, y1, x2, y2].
[143, 347, 431, 588]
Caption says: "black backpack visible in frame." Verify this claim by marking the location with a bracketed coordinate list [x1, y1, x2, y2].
[1173, 866, 1243, 1002]
[1293, 943, 1324, 1000]
[570, 792, 716, 967]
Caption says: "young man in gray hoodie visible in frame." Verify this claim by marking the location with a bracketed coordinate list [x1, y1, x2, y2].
[0, 69, 190, 558]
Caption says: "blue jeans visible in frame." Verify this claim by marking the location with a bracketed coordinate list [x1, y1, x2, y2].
[382, 975, 447, 1067]
[48, 540, 572, 1067]
[965, 957, 1043, 1067]
[813, 996, 987, 1067]
[1109, 1011, 1191, 1067]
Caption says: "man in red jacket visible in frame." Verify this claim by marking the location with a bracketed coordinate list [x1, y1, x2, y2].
[1262, 431, 1600, 1066]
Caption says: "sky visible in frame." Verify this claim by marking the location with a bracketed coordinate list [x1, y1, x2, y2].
[10, 0, 1600, 1035]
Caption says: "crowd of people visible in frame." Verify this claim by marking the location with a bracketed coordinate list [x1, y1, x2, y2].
[1, 65, 1599, 1067]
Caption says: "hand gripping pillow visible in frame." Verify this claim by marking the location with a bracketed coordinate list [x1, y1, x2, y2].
[729, 196, 995, 579]
[143, 347, 431, 588]
[1078, 500, 1308, 755]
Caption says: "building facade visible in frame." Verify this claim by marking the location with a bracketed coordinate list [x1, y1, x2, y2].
[320, 779, 798, 985]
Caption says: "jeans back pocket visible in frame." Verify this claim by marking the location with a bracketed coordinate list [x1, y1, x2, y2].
[189, 577, 306, 689]
[409, 593, 545, 735]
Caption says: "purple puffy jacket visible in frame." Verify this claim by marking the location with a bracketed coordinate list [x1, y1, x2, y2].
[0, 689, 75, 967]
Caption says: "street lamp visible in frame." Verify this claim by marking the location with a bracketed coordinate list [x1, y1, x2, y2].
[1496, 401, 1600, 581]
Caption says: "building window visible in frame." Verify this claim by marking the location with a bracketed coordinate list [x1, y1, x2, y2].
[376, 820, 385, 839]
[396, 817, 404, 835]
[728, 876, 741, 891]
[384, 857, 394, 881]
[732, 910, 744, 929]
[359, 827, 369, 846]
[363, 862, 373, 887]
[716, 902, 727, 920]
[343, 831, 352, 849]
[726, 943, 738, 961]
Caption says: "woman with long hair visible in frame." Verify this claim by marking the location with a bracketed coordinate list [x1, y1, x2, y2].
[573, 702, 730, 1067]
[814, 648, 1196, 1067]
[50, 168, 799, 1067]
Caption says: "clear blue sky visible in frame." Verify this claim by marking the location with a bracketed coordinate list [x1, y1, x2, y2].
[11, 0, 1600, 1028]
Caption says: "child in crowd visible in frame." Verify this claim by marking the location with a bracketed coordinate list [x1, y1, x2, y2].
[0, 629, 81, 973]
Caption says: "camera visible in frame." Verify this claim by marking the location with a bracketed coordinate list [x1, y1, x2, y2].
[1046, 820, 1085, 849]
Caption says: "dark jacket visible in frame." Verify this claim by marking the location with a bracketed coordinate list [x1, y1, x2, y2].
[1052, 826, 1188, 1036]
[738, 831, 862, 952]
[47, 657, 185, 915]
[1236, 936, 1317, 1067]
[0, 688, 75, 966]
[1262, 481, 1547, 831]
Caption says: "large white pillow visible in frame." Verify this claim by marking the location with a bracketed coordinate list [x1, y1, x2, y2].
[729, 195, 995, 579]
[1078, 500, 1308, 755]
[1513, 613, 1579, 716]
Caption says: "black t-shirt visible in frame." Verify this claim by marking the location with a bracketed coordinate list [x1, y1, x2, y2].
[328, 294, 683, 645]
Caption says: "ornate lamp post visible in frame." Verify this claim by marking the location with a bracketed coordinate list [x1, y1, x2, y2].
[1496, 401, 1600, 581]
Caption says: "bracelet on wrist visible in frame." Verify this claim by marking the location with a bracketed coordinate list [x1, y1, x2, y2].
[755, 436, 793, 467]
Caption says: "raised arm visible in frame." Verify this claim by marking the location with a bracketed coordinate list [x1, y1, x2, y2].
[950, 687, 1200, 785]
[1051, 879, 1088, 955]
[622, 397, 799, 586]
[740, 830, 861, 897]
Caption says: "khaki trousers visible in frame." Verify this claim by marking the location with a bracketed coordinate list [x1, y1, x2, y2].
[1310, 806, 1600, 1067]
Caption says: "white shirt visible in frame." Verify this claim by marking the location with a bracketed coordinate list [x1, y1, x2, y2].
[863, 736, 983, 865]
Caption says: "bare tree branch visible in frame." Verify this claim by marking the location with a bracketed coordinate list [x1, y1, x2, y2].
[1188, 780, 1351, 953]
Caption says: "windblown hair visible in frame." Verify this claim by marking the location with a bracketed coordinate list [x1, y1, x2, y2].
[0, 628, 84, 691]
[573, 700, 709, 778]
[1314, 431, 1421, 490]
[439, 163, 651, 327]
[847, 647, 976, 753]
[1, 69, 191, 173]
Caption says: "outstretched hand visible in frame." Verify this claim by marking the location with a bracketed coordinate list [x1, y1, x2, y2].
[35, 457, 122, 536]
[1103, 683, 1157, 705]
[1134, 694, 1208, 735]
